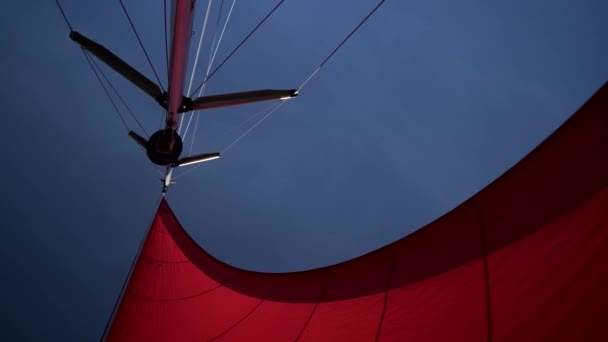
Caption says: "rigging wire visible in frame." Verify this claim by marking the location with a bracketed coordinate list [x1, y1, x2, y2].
[55, 0, 73, 32]
[179, 103, 279, 180]
[87, 52, 164, 178]
[217, 0, 225, 27]
[181, 0, 236, 156]
[118, 0, 166, 91]
[221, 100, 285, 153]
[186, 109, 202, 156]
[159, 108, 166, 129]
[163, 0, 170, 86]
[54, 0, 150, 136]
[183, 0, 231, 156]
[297, 0, 386, 92]
[189, 0, 286, 96]
[181, 0, 236, 143]
[214, 0, 387, 154]
[172, 101, 284, 181]
[199, 0, 235, 97]
[220, 101, 280, 138]
[179, 0, 214, 134]
[81, 50, 130, 133]
[176, 0, 386, 180]
[162, 0, 171, 133]
[87, 53, 150, 137]
[185, 0, 213, 98]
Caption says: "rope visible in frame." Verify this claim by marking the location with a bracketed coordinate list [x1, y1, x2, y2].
[175, 0, 386, 180]
[88, 53, 150, 137]
[181, 0, 236, 154]
[54, 0, 73, 32]
[220, 101, 280, 138]
[172, 101, 283, 181]
[221, 100, 285, 153]
[189, 0, 286, 96]
[163, 0, 170, 82]
[57, 0, 163, 182]
[81, 50, 130, 132]
[179, 0, 214, 134]
[186, 111, 201, 156]
[118, 0, 166, 91]
[199, 0, 236, 96]
[217, 0, 225, 27]
[217, 0, 387, 153]
[159, 108, 166, 129]
[55, 0, 151, 136]
[298, 0, 386, 92]
[185, 0, 213, 98]
[184, 0, 232, 156]
[181, 0, 236, 141]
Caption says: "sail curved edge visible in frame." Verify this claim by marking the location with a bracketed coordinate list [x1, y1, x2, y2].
[107, 82, 608, 341]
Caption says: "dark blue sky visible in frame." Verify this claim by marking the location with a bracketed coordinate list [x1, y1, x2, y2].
[1, 0, 606, 340]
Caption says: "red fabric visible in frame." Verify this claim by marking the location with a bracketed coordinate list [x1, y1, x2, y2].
[107, 82, 608, 341]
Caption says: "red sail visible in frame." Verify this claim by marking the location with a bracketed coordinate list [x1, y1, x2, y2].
[107, 83, 608, 341]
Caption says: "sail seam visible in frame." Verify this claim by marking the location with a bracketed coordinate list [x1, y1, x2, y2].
[208, 277, 281, 341]
[375, 249, 395, 341]
[126, 271, 240, 302]
[474, 200, 493, 342]
[295, 270, 331, 341]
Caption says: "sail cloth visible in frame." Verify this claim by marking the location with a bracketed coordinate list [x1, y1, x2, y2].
[106, 83, 608, 341]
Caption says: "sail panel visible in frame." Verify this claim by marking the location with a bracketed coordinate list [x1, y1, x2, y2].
[107, 82, 608, 341]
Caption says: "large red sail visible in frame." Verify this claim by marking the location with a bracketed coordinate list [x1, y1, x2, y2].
[106, 83, 608, 341]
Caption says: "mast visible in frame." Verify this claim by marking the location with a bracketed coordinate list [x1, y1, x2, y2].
[166, 0, 196, 130]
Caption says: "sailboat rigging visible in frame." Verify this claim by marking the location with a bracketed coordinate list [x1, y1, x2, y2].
[56, 0, 384, 193]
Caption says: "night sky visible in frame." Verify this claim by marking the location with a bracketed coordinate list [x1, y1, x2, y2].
[1, 0, 606, 340]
